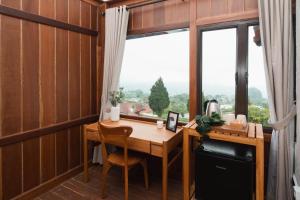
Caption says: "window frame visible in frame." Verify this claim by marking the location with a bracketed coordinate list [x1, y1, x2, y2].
[120, 28, 190, 125]
[197, 19, 272, 133]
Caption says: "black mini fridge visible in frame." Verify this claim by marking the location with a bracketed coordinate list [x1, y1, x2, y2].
[195, 139, 255, 200]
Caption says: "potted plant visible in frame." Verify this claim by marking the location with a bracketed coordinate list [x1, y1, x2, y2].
[109, 88, 124, 121]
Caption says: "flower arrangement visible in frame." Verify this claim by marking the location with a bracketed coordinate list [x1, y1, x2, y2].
[109, 88, 125, 107]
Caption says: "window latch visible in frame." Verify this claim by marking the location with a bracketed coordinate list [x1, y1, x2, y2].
[245, 72, 248, 85]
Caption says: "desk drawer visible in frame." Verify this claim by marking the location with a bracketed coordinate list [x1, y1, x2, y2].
[151, 144, 163, 157]
[128, 138, 150, 154]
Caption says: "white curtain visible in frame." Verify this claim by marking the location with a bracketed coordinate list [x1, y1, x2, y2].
[93, 6, 129, 164]
[99, 6, 129, 120]
[258, 0, 296, 200]
[296, 0, 300, 186]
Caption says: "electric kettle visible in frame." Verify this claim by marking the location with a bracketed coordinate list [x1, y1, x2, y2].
[204, 99, 221, 117]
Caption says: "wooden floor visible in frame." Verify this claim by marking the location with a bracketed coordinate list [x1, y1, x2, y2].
[35, 165, 183, 200]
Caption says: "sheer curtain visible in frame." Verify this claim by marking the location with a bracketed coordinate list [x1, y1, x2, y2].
[258, 0, 296, 199]
[100, 6, 129, 120]
[93, 6, 129, 164]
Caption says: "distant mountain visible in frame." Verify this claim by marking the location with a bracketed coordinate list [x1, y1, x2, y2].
[121, 81, 267, 98]
[120, 81, 189, 96]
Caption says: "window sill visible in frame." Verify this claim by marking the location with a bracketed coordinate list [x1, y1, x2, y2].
[120, 114, 188, 126]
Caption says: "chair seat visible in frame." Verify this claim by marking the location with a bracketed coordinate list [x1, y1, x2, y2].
[107, 151, 144, 167]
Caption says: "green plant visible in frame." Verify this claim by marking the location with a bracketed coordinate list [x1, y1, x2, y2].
[148, 78, 170, 117]
[109, 88, 125, 107]
[195, 113, 225, 145]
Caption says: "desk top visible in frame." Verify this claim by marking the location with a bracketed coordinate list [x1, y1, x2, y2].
[183, 120, 264, 146]
[85, 118, 182, 144]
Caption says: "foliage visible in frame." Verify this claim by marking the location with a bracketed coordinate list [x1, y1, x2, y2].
[195, 113, 224, 135]
[109, 88, 125, 107]
[148, 78, 170, 117]
[248, 105, 270, 126]
[195, 113, 224, 146]
[249, 87, 263, 105]
[168, 94, 189, 117]
[195, 115, 211, 136]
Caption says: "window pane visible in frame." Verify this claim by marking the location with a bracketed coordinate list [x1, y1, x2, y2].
[248, 25, 270, 126]
[120, 30, 190, 122]
[202, 28, 237, 115]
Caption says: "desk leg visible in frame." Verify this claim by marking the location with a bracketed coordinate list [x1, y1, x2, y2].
[83, 125, 89, 182]
[256, 139, 264, 200]
[162, 142, 168, 200]
[183, 130, 190, 200]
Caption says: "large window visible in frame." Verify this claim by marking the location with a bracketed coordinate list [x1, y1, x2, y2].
[199, 22, 270, 126]
[120, 30, 190, 122]
[248, 25, 269, 126]
[202, 28, 237, 114]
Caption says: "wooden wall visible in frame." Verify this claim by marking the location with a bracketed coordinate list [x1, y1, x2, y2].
[0, 0, 98, 199]
[108, 0, 259, 119]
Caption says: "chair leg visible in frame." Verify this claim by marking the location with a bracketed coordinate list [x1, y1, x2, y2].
[101, 162, 112, 199]
[141, 159, 149, 190]
[124, 166, 129, 200]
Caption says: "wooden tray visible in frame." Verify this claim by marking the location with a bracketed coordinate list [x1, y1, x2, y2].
[211, 124, 249, 137]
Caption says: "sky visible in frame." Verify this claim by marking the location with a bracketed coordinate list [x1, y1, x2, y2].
[119, 31, 190, 95]
[119, 28, 268, 98]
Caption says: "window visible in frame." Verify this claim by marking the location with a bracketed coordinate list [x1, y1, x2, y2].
[199, 22, 270, 126]
[248, 25, 270, 126]
[202, 28, 237, 115]
[120, 30, 190, 122]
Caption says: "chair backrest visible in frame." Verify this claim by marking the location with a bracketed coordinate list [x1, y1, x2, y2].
[98, 122, 133, 164]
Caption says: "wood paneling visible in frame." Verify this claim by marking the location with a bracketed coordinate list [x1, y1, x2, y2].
[0, 16, 21, 137]
[245, 0, 258, 11]
[132, 7, 143, 29]
[0, 1, 23, 198]
[109, 0, 190, 35]
[69, 32, 81, 119]
[69, 127, 81, 168]
[22, 0, 41, 188]
[228, 0, 244, 13]
[0, 4, 98, 36]
[81, 34, 92, 117]
[197, 0, 210, 18]
[211, 0, 228, 16]
[0, 0, 98, 198]
[2, 144, 22, 200]
[196, 0, 258, 25]
[40, 0, 56, 184]
[1, 0, 20, 9]
[81, 2, 92, 117]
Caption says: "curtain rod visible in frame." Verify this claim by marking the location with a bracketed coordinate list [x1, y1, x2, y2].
[101, 0, 167, 16]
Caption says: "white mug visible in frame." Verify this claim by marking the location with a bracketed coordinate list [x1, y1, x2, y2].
[222, 114, 235, 125]
[157, 120, 164, 129]
[236, 114, 247, 127]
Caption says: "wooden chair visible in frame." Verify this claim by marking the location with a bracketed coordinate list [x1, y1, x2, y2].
[98, 122, 149, 200]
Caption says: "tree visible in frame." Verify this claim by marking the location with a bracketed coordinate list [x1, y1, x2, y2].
[248, 105, 270, 126]
[148, 78, 170, 117]
[170, 102, 187, 117]
[248, 87, 263, 104]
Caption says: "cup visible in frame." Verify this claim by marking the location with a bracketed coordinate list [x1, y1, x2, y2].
[236, 114, 247, 127]
[222, 114, 235, 125]
[157, 120, 164, 129]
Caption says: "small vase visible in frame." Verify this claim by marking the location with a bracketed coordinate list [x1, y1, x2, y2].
[110, 106, 120, 121]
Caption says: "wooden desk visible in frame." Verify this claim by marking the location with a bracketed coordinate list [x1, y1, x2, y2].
[183, 120, 264, 200]
[83, 118, 183, 200]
